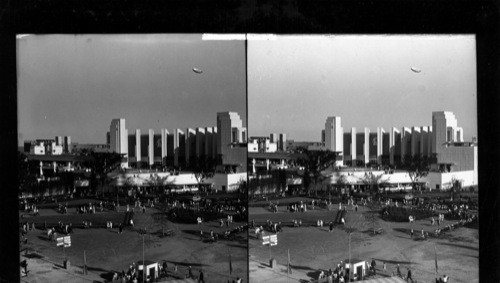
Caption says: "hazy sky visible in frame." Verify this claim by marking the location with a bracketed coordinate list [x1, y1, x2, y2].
[248, 35, 477, 142]
[17, 34, 246, 145]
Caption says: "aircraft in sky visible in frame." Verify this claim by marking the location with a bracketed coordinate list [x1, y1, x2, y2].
[411, 67, 421, 73]
[192, 67, 203, 74]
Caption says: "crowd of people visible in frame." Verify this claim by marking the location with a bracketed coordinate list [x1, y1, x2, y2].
[316, 259, 381, 283]
[434, 214, 478, 237]
[109, 261, 209, 283]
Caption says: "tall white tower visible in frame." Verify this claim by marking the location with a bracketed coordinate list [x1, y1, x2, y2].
[109, 118, 128, 167]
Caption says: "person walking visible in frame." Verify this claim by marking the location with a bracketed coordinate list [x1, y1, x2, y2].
[21, 260, 28, 276]
[198, 270, 205, 283]
[410, 229, 414, 239]
[407, 268, 413, 283]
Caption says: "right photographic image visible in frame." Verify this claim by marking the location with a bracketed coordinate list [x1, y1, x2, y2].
[247, 35, 478, 283]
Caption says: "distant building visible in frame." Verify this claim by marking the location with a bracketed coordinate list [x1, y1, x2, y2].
[71, 143, 110, 153]
[217, 112, 247, 172]
[63, 136, 72, 153]
[279, 133, 287, 152]
[24, 139, 63, 155]
[248, 137, 277, 153]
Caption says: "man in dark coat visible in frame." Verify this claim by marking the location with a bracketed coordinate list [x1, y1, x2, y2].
[198, 270, 205, 283]
[407, 268, 413, 282]
[21, 260, 28, 276]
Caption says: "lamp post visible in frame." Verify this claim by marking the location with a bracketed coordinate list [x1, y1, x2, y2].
[348, 230, 352, 281]
[142, 228, 145, 283]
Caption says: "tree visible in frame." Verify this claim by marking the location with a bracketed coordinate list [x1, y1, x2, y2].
[401, 155, 431, 191]
[188, 155, 216, 193]
[360, 173, 389, 196]
[80, 151, 124, 193]
[333, 174, 348, 198]
[146, 174, 170, 190]
[293, 147, 340, 195]
[18, 152, 39, 196]
[364, 203, 380, 235]
[450, 175, 463, 200]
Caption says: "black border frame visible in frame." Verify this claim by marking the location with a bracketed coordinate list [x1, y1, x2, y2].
[1, 1, 499, 282]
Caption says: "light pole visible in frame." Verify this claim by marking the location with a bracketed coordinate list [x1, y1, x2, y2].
[348, 230, 352, 281]
[142, 231, 145, 283]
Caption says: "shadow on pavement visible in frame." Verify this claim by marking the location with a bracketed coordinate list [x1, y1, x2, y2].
[438, 242, 478, 251]
[37, 235, 51, 242]
[166, 261, 208, 267]
[306, 270, 321, 279]
[289, 264, 314, 271]
[372, 258, 413, 265]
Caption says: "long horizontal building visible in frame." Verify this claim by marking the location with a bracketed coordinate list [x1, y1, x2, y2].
[324, 112, 470, 170]
[109, 112, 247, 171]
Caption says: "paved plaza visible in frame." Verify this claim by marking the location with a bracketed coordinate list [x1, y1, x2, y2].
[249, 200, 478, 283]
[20, 204, 247, 283]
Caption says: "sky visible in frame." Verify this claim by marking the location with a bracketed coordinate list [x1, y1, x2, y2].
[17, 34, 246, 145]
[248, 35, 477, 142]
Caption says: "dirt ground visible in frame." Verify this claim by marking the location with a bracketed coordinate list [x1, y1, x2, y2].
[20, 207, 247, 283]
[249, 204, 478, 283]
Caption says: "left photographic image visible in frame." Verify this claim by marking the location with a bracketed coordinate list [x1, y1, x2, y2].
[17, 34, 248, 283]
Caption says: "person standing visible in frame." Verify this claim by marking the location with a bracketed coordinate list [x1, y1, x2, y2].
[410, 229, 414, 239]
[188, 266, 193, 278]
[371, 259, 377, 275]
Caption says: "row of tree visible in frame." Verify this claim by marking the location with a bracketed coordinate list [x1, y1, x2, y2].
[252, 146, 433, 197]
[18, 150, 223, 197]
